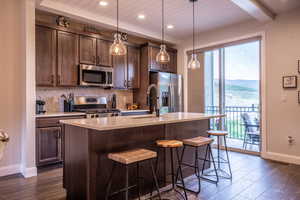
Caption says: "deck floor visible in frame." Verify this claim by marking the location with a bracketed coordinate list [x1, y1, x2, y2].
[0, 151, 299, 200]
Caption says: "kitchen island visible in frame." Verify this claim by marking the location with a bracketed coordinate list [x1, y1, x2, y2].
[61, 112, 224, 200]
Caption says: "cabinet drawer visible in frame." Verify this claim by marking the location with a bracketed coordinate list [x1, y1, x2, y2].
[36, 115, 85, 128]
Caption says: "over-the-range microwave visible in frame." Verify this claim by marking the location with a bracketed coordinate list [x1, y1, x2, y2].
[79, 64, 113, 87]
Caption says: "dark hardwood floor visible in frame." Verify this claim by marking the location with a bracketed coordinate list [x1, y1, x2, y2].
[0, 151, 299, 200]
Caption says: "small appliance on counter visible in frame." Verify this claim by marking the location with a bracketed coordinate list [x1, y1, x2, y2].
[65, 96, 120, 118]
[36, 100, 46, 114]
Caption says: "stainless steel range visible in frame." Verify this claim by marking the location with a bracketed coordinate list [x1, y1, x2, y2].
[70, 96, 120, 118]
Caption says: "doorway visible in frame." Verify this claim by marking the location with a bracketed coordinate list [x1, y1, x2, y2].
[204, 39, 261, 153]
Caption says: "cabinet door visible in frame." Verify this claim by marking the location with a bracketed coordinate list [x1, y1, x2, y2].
[36, 26, 57, 86]
[36, 127, 62, 166]
[113, 54, 127, 89]
[127, 46, 140, 89]
[165, 51, 177, 73]
[150, 47, 162, 71]
[97, 39, 112, 67]
[79, 36, 96, 65]
[57, 31, 79, 86]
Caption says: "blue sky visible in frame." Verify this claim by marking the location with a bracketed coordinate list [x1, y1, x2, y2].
[213, 41, 260, 80]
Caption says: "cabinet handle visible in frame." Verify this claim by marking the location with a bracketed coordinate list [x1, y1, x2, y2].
[127, 80, 132, 88]
[96, 56, 99, 64]
[51, 75, 54, 84]
[124, 80, 127, 88]
[57, 75, 61, 85]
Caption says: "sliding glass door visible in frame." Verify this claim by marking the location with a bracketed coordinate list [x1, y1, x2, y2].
[204, 39, 261, 153]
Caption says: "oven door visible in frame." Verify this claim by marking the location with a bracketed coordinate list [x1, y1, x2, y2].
[79, 65, 113, 87]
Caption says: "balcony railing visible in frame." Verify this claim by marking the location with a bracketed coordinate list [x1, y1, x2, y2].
[205, 105, 260, 140]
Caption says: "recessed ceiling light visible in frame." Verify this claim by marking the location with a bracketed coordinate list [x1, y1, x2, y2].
[99, 1, 108, 6]
[137, 14, 146, 20]
[167, 24, 174, 29]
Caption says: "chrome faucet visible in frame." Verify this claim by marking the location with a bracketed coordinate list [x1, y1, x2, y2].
[147, 84, 160, 117]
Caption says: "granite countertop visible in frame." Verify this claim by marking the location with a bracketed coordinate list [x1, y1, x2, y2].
[60, 112, 226, 131]
[36, 112, 86, 118]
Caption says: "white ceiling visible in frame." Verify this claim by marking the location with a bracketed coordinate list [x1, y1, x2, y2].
[37, 0, 300, 43]
[260, 0, 300, 13]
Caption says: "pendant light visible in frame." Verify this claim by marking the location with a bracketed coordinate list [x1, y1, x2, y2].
[156, 0, 170, 64]
[110, 0, 127, 56]
[188, 0, 200, 69]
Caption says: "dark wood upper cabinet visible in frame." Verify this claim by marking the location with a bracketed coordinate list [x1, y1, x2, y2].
[36, 126, 62, 167]
[97, 39, 113, 67]
[166, 50, 177, 73]
[150, 47, 161, 71]
[113, 53, 127, 89]
[79, 36, 97, 65]
[57, 31, 79, 86]
[36, 26, 57, 87]
[127, 46, 140, 89]
[148, 45, 177, 73]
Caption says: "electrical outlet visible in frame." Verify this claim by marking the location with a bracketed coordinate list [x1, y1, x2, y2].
[288, 136, 295, 144]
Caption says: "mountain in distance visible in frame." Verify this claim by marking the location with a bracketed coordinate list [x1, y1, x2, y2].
[225, 79, 259, 92]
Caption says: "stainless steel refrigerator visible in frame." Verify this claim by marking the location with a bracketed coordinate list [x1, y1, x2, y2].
[150, 72, 183, 114]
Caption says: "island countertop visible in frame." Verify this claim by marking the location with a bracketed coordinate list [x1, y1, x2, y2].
[60, 112, 225, 131]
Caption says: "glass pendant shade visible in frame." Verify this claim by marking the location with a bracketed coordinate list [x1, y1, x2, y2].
[188, 54, 201, 69]
[109, 33, 127, 56]
[156, 44, 170, 64]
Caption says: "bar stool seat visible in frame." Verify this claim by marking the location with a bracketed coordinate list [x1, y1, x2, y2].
[108, 149, 157, 165]
[105, 148, 161, 200]
[183, 136, 213, 147]
[156, 140, 183, 148]
[207, 130, 228, 136]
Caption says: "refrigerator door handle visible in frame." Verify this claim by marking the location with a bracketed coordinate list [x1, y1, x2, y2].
[168, 85, 172, 112]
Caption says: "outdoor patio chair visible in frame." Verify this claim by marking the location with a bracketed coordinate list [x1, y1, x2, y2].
[241, 113, 260, 151]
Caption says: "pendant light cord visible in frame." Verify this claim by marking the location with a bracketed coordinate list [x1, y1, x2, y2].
[117, 0, 119, 34]
[162, 0, 165, 45]
[192, 0, 195, 55]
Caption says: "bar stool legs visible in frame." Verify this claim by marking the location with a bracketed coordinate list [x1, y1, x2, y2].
[154, 147, 188, 200]
[223, 136, 233, 179]
[207, 130, 233, 180]
[105, 162, 116, 200]
[200, 145, 219, 184]
[105, 148, 161, 200]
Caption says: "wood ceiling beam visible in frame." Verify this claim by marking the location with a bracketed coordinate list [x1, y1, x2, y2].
[230, 0, 276, 22]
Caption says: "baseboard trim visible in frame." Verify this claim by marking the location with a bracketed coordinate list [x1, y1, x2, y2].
[0, 164, 21, 177]
[21, 166, 37, 178]
[262, 152, 300, 165]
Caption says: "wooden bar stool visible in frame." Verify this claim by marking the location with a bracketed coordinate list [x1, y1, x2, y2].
[105, 148, 161, 200]
[155, 140, 188, 200]
[176, 136, 218, 194]
[207, 130, 232, 179]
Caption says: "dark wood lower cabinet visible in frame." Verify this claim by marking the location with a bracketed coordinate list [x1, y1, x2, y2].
[36, 127, 62, 167]
[36, 115, 85, 167]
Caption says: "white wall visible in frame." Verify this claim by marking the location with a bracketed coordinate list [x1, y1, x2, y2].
[177, 8, 300, 164]
[0, 0, 36, 177]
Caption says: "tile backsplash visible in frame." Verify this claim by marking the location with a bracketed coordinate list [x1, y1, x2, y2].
[37, 87, 133, 112]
